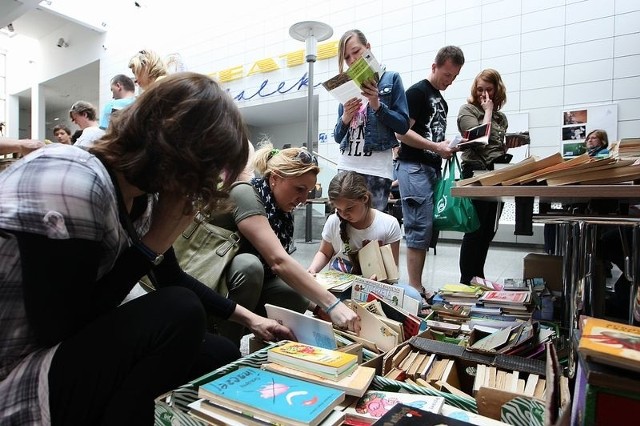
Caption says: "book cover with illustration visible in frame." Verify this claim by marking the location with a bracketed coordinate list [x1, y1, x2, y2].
[265, 304, 337, 349]
[344, 390, 445, 424]
[480, 291, 531, 305]
[199, 367, 345, 426]
[352, 276, 405, 307]
[268, 342, 357, 374]
[578, 316, 640, 373]
[314, 270, 357, 292]
[371, 403, 476, 425]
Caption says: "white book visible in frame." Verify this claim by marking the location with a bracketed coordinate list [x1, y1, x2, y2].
[265, 304, 337, 349]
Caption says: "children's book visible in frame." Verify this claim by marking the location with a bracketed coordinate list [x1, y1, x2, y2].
[578, 316, 640, 373]
[352, 276, 405, 307]
[265, 304, 337, 349]
[479, 291, 531, 305]
[262, 362, 375, 397]
[198, 367, 345, 426]
[267, 341, 357, 381]
[314, 270, 357, 292]
[371, 403, 476, 425]
[344, 390, 445, 424]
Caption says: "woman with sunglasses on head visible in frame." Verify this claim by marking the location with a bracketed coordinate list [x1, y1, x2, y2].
[333, 29, 410, 211]
[209, 141, 361, 346]
[128, 49, 168, 91]
[0, 73, 294, 426]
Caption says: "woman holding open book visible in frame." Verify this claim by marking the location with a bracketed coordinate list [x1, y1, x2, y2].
[457, 69, 511, 285]
[333, 29, 410, 211]
[307, 171, 422, 303]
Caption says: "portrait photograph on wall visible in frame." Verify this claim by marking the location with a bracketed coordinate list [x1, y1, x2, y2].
[561, 104, 617, 158]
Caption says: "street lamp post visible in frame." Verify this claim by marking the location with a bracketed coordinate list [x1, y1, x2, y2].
[289, 21, 333, 243]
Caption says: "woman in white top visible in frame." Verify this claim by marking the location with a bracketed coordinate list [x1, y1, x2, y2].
[308, 171, 420, 302]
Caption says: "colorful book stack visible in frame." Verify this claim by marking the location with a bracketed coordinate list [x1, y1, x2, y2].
[192, 367, 345, 426]
[267, 341, 358, 381]
[479, 290, 532, 319]
[573, 316, 640, 426]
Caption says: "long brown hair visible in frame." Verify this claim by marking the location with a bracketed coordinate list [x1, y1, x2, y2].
[328, 171, 372, 247]
[91, 72, 249, 212]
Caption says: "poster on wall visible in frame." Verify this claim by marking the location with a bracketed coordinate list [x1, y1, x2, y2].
[561, 104, 617, 158]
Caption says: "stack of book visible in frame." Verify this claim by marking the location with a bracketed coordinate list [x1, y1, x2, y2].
[472, 364, 546, 399]
[616, 137, 640, 158]
[437, 284, 485, 306]
[343, 390, 445, 425]
[191, 367, 346, 426]
[479, 290, 532, 318]
[264, 341, 375, 398]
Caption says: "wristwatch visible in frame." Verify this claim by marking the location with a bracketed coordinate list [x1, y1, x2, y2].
[134, 241, 164, 266]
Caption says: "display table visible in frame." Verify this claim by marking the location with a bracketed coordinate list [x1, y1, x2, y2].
[452, 184, 640, 377]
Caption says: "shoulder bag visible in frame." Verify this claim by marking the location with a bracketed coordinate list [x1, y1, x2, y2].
[172, 212, 241, 297]
[433, 155, 480, 233]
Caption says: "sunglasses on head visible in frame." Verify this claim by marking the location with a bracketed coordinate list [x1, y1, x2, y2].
[295, 149, 318, 166]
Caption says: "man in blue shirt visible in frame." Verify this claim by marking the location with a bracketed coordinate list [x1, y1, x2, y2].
[99, 74, 136, 130]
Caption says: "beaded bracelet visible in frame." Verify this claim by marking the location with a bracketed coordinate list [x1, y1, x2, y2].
[324, 298, 341, 314]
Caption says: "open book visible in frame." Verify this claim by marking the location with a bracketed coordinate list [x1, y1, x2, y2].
[450, 123, 491, 149]
[322, 49, 383, 104]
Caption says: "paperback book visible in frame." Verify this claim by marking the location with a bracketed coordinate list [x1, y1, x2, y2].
[322, 49, 382, 104]
[198, 367, 345, 426]
[267, 341, 358, 381]
[578, 316, 640, 373]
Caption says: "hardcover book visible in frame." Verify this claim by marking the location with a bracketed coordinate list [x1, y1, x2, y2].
[314, 270, 357, 292]
[344, 390, 445, 424]
[267, 341, 357, 380]
[371, 403, 475, 425]
[460, 123, 491, 149]
[198, 367, 345, 426]
[479, 291, 531, 305]
[352, 276, 405, 307]
[578, 316, 640, 373]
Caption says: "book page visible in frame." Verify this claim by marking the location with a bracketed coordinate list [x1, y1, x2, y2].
[265, 304, 337, 349]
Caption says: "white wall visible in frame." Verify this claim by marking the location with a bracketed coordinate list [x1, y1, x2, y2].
[5, 0, 640, 155]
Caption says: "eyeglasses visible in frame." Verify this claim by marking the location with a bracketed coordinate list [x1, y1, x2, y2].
[295, 149, 318, 166]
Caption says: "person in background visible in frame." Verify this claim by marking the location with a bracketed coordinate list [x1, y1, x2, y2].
[53, 124, 72, 144]
[207, 142, 361, 346]
[99, 74, 136, 130]
[0, 73, 293, 426]
[395, 45, 464, 299]
[128, 49, 168, 91]
[585, 129, 609, 157]
[457, 68, 513, 285]
[69, 100, 106, 149]
[333, 29, 410, 212]
[307, 171, 422, 304]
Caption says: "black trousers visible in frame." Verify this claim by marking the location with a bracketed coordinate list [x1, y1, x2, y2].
[48, 287, 241, 426]
[459, 198, 502, 285]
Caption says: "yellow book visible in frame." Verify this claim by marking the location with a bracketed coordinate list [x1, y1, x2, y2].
[578, 316, 640, 373]
[267, 342, 357, 380]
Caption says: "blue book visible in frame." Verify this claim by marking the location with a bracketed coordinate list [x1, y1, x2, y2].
[198, 367, 345, 426]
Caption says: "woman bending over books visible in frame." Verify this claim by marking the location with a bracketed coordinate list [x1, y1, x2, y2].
[457, 69, 511, 285]
[0, 73, 295, 426]
[206, 142, 361, 346]
[333, 29, 410, 211]
[307, 171, 422, 303]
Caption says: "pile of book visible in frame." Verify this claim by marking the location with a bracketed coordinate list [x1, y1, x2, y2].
[572, 316, 640, 425]
[616, 137, 640, 158]
[456, 151, 640, 186]
[190, 366, 347, 426]
[478, 290, 532, 319]
[473, 365, 546, 400]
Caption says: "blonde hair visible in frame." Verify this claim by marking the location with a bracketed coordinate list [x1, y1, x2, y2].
[253, 141, 319, 179]
[128, 49, 168, 82]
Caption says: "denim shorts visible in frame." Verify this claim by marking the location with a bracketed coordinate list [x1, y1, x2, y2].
[397, 161, 440, 250]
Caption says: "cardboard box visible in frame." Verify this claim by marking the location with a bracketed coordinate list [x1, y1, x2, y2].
[523, 253, 563, 293]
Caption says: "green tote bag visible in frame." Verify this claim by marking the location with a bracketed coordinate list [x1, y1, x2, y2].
[433, 156, 480, 233]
